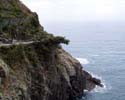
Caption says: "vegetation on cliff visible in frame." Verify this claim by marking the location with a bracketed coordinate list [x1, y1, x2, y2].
[0, 0, 102, 100]
[0, 0, 69, 45]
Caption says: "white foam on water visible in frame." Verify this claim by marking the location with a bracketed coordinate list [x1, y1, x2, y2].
[76, 57, 112, 94]
[88, 72, 112, 94]
[93, 82, 112, 94]
[76, 58, 89, 65]
[93, 81, 107, 93]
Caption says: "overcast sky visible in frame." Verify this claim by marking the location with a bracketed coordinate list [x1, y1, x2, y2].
[21, 0, 125, 23]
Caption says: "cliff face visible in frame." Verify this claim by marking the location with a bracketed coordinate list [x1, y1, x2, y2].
[0, 0, 47, 41]
[0, 0, 102, 100]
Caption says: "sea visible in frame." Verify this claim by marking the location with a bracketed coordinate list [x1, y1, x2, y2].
[43, 21, 125, 100]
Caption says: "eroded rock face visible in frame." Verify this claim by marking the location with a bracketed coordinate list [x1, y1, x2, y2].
[0, 0, 102, 100]
[0, 44, 102, 100]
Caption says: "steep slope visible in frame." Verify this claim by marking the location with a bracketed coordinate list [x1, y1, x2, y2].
[0, 0, 102, 100]
[0, 0, 62, 42]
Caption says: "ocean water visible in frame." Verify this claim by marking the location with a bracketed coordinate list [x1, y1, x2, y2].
[63, 39, 125, 100]
[43, 22, 125, 100]
[73, 40, 125, 100]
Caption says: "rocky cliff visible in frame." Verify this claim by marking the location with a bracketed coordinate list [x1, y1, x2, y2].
[0, 0, 102, 100]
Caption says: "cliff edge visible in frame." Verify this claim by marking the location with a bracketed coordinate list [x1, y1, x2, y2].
[0, 0, 102, 100]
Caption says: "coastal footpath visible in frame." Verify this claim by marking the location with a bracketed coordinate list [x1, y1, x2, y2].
[0, 0, 102, 100]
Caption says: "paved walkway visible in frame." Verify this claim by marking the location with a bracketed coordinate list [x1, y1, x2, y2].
[0, 41, 34, 47]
